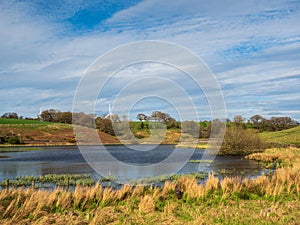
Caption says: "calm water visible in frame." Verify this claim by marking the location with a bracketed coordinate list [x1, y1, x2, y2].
[0, 145, 268, 182]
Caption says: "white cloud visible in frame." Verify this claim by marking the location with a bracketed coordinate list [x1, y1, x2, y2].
[0, 0, 299, 121]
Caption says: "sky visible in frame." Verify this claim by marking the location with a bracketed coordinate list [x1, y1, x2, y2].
[0, 0, 299, 121]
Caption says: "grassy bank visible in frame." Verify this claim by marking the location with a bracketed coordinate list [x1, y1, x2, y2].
[0, 167, 299, 225]
[246, 146, 300, 169]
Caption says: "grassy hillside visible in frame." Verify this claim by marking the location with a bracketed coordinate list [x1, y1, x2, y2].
[259, 126, 300, 146]
[0, 120, 120, 146]
[2, 118, 298, 147]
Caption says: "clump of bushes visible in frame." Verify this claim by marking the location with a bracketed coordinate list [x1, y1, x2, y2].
[7, 136, 21, 144]
[0, 134, 23, 145]
[220, 126, 267, 155]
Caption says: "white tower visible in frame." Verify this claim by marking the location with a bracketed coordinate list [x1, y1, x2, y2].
[104, 104, 114, 120]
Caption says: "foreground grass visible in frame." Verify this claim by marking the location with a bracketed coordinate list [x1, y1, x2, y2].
[0, 166, 299, 225]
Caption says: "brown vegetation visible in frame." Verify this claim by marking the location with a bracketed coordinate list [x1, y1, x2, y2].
[0, 165, 299, 224]
[220, 126, 267, 155]
[0, 124, 120, 146]
[246, 147, 300, 169]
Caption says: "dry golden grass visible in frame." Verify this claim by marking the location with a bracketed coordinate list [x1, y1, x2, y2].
[246, 147, 300, 196]
[1, 166, 299, 225]
[246, 146, 300, 168]
[221, 176, 242, 195]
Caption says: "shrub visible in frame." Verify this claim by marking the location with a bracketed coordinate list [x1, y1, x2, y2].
[220, 126, 267, 155]
[7, 136, 22, 144]
[0, 136, 5, 144]
[95, 117, 115, 136]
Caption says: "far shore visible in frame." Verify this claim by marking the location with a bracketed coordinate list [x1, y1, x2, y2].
[0, 141, 209, 151]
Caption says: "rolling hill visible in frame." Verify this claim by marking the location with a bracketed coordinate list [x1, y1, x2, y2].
[259, 126, 300, 146]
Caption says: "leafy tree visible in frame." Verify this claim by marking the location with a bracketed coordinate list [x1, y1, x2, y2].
[137, 113, 148, 129]
[150, 111, 178, 129]
[1, 112, 18, 119]
[151, 111, 174, 123]
[233, 115, 245, 124]
[249, 115, 298, 132]
[137, 113, 148, 121]
[166, 117, 180, 129]
[182, 121, 200, 138]
[72, 112, 94, 127]
[250, 114, 264, 124]
[151, 111, 162, 122]
[39, 109, 60, 122]
[198, 121, 210, 138]
[268, 116, 298, 131]
[57, 112, 72, 124]
[95, 117, 115, 136]
[207, 119, 226, 138]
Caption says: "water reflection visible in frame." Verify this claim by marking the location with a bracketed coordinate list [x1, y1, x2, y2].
[0, 145, 267, 182]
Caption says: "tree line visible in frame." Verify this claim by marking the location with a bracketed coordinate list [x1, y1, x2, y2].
[1, 110, 298, 134]
[1, 110, 299, 154]
[248, 114, 298, 131]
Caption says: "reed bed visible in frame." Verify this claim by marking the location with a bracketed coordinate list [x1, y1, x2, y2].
[246, 147, 300, 169]
[0, 166, 299, 225]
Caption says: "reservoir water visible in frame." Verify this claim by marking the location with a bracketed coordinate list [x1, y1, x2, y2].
[0, 145, 268, 183]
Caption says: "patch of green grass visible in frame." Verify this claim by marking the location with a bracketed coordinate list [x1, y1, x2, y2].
[189, 159, 213, 163]
[0, 147, 44, 152]
[0, 118, 53, 124]
[260, 126, 300, 146]
[0, 174, 95, 188]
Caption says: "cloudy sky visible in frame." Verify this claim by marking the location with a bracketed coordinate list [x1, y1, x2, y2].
[1, 0, 299, 121]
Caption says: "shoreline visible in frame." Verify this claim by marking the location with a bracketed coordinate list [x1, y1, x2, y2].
[0, 141, 209, 149]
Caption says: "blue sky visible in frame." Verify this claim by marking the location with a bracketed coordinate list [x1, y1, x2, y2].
[0, 0, 299, 121]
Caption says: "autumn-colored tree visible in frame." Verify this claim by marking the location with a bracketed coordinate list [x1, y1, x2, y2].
[95, 117, 115, 136]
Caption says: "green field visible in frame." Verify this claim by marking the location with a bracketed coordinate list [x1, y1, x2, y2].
[0, 118, 53, 125]
[259, 126, 300, 146]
